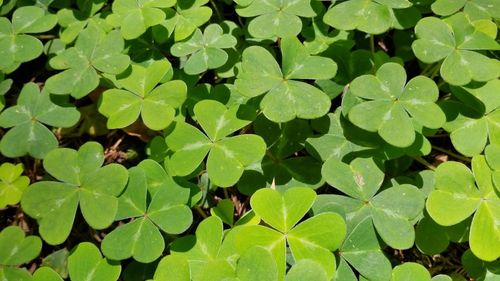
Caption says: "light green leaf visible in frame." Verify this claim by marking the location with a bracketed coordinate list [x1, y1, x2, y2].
[391, 262, 431, 281]
[250, 187, 316, 233]
[99, 61, 186, 130]
[171, 24, 237, 75]
[427, 161, 481, 226]
[324, 0, 393, 35]
[348, 63, 444, 147]
[412, 14, 500, 85]
[236, 0, 315, 38]
[371, 185, 425, 249]
[0, 163, 30, 208]
[285, 260, 328, 281]
[469, 197, 500, 261]
[68, 242, 120, 281]
[153, 255, 190, 281]
[21, 142, 128, 244]
[101, 218, 165, 263]
[235, 37, 335, 122]
[340, 218, 392, 281]
[110, 0, 175, 39]
[101, 162, 192, 262]
[0, 83, 80, 158]
[237, 247, 278, 281]
[207, 134, 266, 187]
[322, 157, 384, 200]
[0, 226, 42, 266]
[210, 199, 234, 226]
[160, 1, 213, 41]
[165, 122, 212, 176]
[32, 267, 63, 281]
[46, 26, 130, 98]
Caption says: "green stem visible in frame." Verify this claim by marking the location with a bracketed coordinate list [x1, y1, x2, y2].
[370, 35, 375, 56]
[420, 63, 434, 76]
[432, 145, 471, 162]
[429, 63, 442, 79]
[194, 205, 208, 218]
[223, 188, 229, 199]
[210, 0, 223, 21]
[412, 157, 436, 170]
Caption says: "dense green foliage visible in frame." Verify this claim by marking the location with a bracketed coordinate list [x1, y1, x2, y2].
[0, 0, 499, 280]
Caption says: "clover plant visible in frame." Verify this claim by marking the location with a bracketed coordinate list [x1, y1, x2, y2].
[165, 99, 266, 187]
[426, 158, 500, 261]
[0, 6, 57, 72]
[0, 82, 80, 158]
[235, 0, 316, 39]
[0, 0, 499, 279]
[101, 160, 193, 263]
[99, 60, 186, 130]
[235, 36, 337, 122]
[412, 13, 500, 85]
[21, 142, 128, 244]
[347, 62, 445, 148]
[171, 24, 237, 75]
[0, 226, 42, 281]
[0, 162, 29, 208]
[45, 24, 130, 98]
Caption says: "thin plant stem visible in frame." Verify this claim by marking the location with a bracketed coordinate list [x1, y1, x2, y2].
[432, 145, 471, 162]
[194, 205, 208, 218]
[370, 34, 375, 56]
[210, 0, 223, 21]
[412, 157, 436, 170]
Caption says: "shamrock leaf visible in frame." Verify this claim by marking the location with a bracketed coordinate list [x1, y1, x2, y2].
[323, 0, 419, 35]
[56, 0, 109, 43]
[235, 36, 337, 122]
[32, 267, 63, 281]
[169, 216, 230, 280]
[321, 157, 425, 249]
[330, 218, 392, 281]
[165, 100, 266, 187]
[98, 60, 186, 130]
[0, 83, 80, 159]
[171, 24, 237, 75]
[485, 144, 500, 192]
[415, 212, 471, 255]
[0, 72, 12, 111]
[426, 158, 500, 261]
[159, 0, 213, 41]
[391, 262, 431, 281]
[285, 260, 328, 281]
[0, 162, 29, 208]
[0, 6, 57, 72]
[0, 226, 42, 281]
[107, 0, 175, 40]
[152, 255, 190, 281]
[441, 79, 500, 156]
[347, 62, 445, 148]
[45, 24, 130, 98]
[412, 13, 500, 85]
[68, 242, 120, 281]
[431, 0, 500, 20]
[233, 187, 347, 280]
[235, 0, 316, 39]
[21, 142, 129, 245]
[101, 160, 193, 263]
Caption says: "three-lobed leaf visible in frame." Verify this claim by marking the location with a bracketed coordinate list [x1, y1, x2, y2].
[0, 83, 80, 159]
[235, 37, 337, 122]
[21, 142, 128, 245]
[347, 62, 445, 147]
